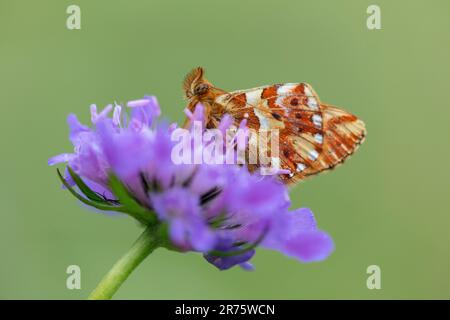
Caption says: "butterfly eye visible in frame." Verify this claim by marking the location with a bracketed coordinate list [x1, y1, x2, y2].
[193, 83, 209, 95]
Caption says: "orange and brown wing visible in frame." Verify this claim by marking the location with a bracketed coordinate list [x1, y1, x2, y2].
[279, 101, 366, 184]
[213, 83, 366, 184]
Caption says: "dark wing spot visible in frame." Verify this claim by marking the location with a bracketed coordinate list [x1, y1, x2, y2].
[271, 112, 282, 121]
[290, 98, 299, 106]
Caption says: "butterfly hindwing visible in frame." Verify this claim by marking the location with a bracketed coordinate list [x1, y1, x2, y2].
[213, 83, 366, 184]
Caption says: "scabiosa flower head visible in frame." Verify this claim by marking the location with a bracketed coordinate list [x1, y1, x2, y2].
[49, 96, 334, 270]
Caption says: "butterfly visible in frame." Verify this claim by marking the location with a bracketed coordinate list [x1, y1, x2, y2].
[182, 67, 366, 185]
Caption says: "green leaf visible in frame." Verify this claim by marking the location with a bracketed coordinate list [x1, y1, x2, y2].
[67, 166, 106, 203]
[57, 169, 123, 212]
[57, 169, 158, 225]
[108, 173, 157, 224]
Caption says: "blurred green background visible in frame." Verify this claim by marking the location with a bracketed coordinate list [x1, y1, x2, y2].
[1, 0, 449, 299]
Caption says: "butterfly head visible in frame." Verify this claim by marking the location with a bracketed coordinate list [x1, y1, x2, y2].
[183, 67, 215, 103]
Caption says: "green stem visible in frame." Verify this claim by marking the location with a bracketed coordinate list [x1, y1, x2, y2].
[88, 224, 160, 300]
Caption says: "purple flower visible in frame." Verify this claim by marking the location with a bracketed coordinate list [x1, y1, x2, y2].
[151, 187, 215, 252]
[49, 96, 334, 270]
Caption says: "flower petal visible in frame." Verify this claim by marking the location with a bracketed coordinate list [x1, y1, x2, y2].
[97, 120, 152, 179]
[284, 230, 334, 262]
[203, 236, 255, 270]
[129, 96, 161, 127]
[48, 153, 74, 166]
[67, 114, 89, 144]
[204, 249, 255, 271]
